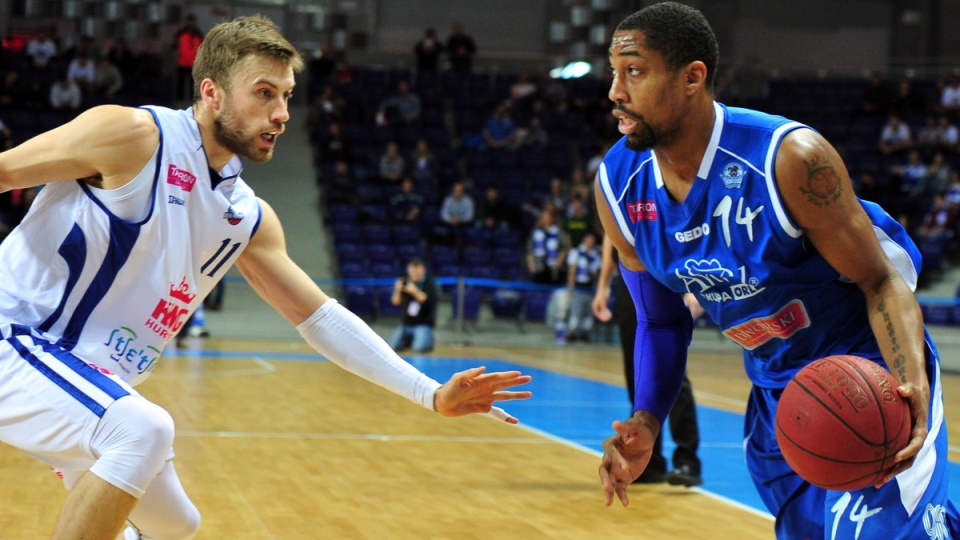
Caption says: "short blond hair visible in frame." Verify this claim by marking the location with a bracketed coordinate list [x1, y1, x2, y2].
[192, 15, 303, 101]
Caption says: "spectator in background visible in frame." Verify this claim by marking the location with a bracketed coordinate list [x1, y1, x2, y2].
[526, 207, 568, 285]
[564, 196, 593, 247]
[890, 77, 923, 120]
[62, 34, 97, 64]
[410, 139, 436, 187]
[26, 29, 57, 70]
[309, 44, 338, 86]
[483, 103, 518, 150]
[67, 52, 96, 94]
[390, 258, 438, 353]
[446, 22, 476, 73]
[476, 186, 515, 230]
[325, 159, 356, 204]
[94, 57, 124, 98]
[440, 181, 475, 231]
[853, 170, 882, 205]
[563, 232, 602, 342]
[379, 141, 406, 184]
[317, 121, 352, 166]
[939, 76, 960, 114]
[935, 114, 959, 153]
[945, 171, 960, 210]
[106, 37, 137, 81]
[377, 80, 421, 126]
[0, 116, 13, 150]
[540, 70, 568, 111]
[0, 185, 37, 239]
[312, 83, 344, 126]
[49, 75, 82, 111]
[543, 177, 568, 216]
[923, 151, 952, 197]
[917, 114, 941, 157]
[518, 116, 548, 150]
[390, 177, 424, 223]
[508, 70, 538, 112]
[878, 114, 912, 156]
[413, 28, 443, 71]
[918, 193, 956, 244]
[0, 70, 24, 109]
[858, 71, 891, 117]
[175, 14, 204, 101]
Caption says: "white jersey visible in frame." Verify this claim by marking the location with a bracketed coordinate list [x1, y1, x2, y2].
[0, 106, 261, 385]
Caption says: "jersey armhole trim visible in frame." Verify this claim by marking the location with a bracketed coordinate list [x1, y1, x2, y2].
[763, 122, 806, 239]
[78, 107, 164, 226]
[598, 162, 636, 247]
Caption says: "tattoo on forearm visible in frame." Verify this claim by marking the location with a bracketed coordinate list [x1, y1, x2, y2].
[878, 300, 909, 381]
[798, 155, 842, 207]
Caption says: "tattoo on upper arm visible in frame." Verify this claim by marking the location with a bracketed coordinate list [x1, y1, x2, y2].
[798, 156, 842, 207]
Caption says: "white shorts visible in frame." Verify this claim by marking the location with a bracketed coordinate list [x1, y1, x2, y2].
[0, 324, 169, 497]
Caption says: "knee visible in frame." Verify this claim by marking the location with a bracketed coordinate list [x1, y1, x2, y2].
[91, 397, 176, 497]
[165, 504, 202, 540]
[115, 396, 176, 455]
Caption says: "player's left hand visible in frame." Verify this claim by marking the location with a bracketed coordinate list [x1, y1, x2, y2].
[599, 412, 658, 507]
[433, 367, 532, 424]
[875, 380, 929, 487]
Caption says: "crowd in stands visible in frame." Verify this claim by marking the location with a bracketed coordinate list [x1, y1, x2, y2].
[0, 29, 173, 237]
[311, 31, 960, 332]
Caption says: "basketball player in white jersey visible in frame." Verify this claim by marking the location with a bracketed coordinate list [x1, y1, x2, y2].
[0, 16, 531, 540]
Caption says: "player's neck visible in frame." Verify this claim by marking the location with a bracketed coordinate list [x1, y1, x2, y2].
[653, 98, 716, 184]
[192, 104, 236, 172]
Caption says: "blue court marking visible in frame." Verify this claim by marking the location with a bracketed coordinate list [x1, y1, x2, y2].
[167, 350, 960, 513]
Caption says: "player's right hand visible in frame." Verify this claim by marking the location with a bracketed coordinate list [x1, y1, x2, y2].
[599, 412, 658, 507]
[592, 286, 612, 322]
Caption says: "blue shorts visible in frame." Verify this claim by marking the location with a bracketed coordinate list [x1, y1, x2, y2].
[744, 345, 959, 539]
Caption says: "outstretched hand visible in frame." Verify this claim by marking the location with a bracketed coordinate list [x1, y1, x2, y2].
[599, 412, 659, 507]
[433, 366, 532, 424]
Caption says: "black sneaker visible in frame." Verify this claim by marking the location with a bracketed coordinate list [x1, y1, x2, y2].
[632, 468, 667, 484]
[666, 465, 702, 487]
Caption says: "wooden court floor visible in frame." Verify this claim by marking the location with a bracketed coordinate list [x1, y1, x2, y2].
[1, 339, 958, 539]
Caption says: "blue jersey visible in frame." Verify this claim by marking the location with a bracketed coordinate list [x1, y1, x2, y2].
[598, 102, 921, 389]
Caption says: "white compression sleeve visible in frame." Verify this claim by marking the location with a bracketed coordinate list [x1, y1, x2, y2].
[296, 299, 442, 410]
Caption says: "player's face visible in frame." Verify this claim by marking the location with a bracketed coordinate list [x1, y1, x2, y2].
[608, 30, 684, 152]
[214, 54, 295, 163]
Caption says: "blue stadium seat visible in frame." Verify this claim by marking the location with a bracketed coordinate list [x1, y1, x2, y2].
[344, 286, 375, 317]
[376, 288, 403, 317]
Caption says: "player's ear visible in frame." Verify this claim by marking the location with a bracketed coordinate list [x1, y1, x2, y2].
[684, 61, 707, 94]
[199, 78, 222, 111]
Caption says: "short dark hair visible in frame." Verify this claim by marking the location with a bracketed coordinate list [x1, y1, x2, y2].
[616, 2, 719, 90]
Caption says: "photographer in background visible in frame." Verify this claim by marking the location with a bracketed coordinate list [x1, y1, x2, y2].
[389, 258, 438, 353]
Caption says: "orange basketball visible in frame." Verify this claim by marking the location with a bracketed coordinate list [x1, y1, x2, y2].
[775, 355, 911, 491]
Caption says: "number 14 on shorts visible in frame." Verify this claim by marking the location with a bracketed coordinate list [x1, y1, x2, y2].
[830, 492, 880, 540]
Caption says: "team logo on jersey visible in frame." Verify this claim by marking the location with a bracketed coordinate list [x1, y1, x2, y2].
[626, 200, 657, 222]
[167, 164, 197, 192]
[224, 206, 244, 225]
[145, 278, 196, 340]
[168, 195, 185, 206]
[720, 162, 746, 189]
[924, 503, 950, 540]
[102, 326, 162, 375]
[722, 299, 809, 350]
[676, 259, 765, 303]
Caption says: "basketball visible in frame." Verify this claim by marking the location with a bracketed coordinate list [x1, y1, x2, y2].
[775, 355, 912, 491]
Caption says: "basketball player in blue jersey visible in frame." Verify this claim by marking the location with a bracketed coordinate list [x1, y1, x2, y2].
[0, 16, 531, 540]
[595, 3, 958, 539]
